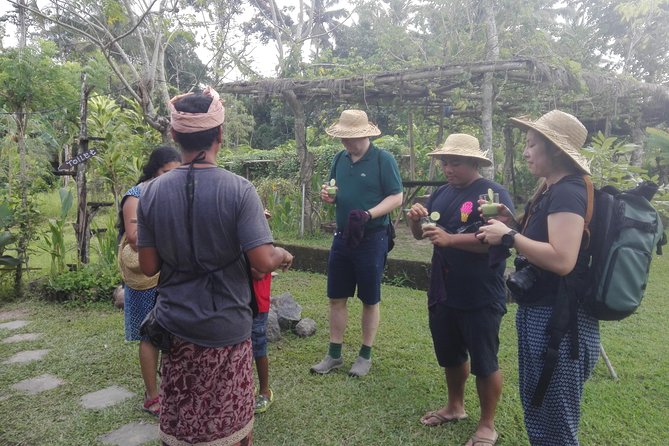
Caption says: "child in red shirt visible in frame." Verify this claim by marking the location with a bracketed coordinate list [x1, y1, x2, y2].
[251, 210, 274, 413]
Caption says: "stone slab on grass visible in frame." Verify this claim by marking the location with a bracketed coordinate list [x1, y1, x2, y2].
[3, 349, 50, 364]
[0, 309, 29, 321]
[11, 374, 64, 394]
[0, 320, 29, 330]
[99, 422, 159, 446]
[2, 333, 42, 344]
[81, 385, 135, 409]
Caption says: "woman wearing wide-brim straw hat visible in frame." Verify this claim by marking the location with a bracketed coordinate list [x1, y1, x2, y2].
[476, 110, 600, 445]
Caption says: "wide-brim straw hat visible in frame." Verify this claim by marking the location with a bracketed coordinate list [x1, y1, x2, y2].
[118, 236, 159, 290]
[510, 110, 591, 174]
[427, 133, 492, 167]
[326, 110, 381, 138]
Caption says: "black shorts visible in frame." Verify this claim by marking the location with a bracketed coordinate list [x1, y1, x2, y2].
[428, 300, 506, 378]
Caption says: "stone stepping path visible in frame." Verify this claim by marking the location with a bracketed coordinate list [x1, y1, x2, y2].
[3, 349, 50, 364]
[0, 320, 29, 330]
[98, 422, 159, 446]
[80, 385, 135, 409]
[0, 308, 159, 445]
[2, 333, 41, 344]
[0, 309, 29, 321]
[11, 374, 64, 395]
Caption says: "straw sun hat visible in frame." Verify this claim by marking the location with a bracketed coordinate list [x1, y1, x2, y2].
[326, 110, 381, 138]
[509, 110, 590, 175]
[427, 133, 493, 167]
[118, 236, 159, 290]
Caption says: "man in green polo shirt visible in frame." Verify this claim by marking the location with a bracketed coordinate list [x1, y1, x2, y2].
[310, 109, 403, 377]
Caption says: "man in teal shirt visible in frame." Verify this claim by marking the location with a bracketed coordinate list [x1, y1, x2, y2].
[310, 109, 403, 377]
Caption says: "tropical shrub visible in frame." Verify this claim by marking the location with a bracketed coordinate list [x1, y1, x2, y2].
[39, 188, 73, 277]
[0, 203, 19, 269]
[39, 263, 120, 305]
[582, 132, 647, 189]
[92, 212, 119, 268]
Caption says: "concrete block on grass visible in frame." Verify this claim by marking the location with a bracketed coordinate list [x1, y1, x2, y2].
[3, 349, 50, 364]
[0, 320, 29, 330]
[99, 422, 159, 446]
[11, 374, 64, 394]
[81, 385, 135, 409]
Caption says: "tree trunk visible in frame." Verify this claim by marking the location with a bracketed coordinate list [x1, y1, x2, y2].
[502, 125, 517, 200]
[480, 0, 499, 180]
[630, 126, 645, 167]
[282, 90, 314, 234]
[14, 0, 28, 295]
[75, 73, 93, 264]
[14, 109, 28, 296]
[408, 112, 415, 181]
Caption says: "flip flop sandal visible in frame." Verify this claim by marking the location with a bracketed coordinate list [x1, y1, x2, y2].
[142, 394, 160, 417]
[254, 389, 274, 414]
[465, 432, 499, 446]
[420, 410, 468, 426]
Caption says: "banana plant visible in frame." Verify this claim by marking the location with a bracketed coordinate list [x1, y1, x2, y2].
[0, 203, 19, 269]
[40, 188, 73, 276]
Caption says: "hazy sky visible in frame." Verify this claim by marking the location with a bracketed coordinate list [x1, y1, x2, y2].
[0, 1, 354, 79]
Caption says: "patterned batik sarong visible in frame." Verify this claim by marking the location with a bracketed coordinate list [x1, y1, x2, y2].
[160, 337, 254, 446]
[516, 306, 600, 446]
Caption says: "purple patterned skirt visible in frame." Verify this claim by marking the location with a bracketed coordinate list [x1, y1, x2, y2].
[159, 337, 254, 446]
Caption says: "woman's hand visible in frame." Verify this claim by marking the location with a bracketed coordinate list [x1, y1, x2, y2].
[475, 219, 511, 245]
[493, 204, 517, 227]
[477, 199, 517, 228]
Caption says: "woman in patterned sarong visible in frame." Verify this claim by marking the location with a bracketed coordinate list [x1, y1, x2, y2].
[477, 110, 600, 445]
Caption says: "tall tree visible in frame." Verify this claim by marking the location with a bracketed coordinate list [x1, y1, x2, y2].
[11, 0, 245, 139]
[480, 0, 499, 178]
[0, 42, 79, 291]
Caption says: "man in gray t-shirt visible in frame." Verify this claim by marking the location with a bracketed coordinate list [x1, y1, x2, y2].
[137, 88, 292, 446]
[138, 168, 274, 347]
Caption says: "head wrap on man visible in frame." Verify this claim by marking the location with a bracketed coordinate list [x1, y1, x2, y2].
[168, 86, 225, 133]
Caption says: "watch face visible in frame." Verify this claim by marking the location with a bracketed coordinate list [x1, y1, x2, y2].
[502, 233, 514, 248]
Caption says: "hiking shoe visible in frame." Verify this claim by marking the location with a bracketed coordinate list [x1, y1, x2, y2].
[348, 356, 372, 377]
[254, 389, 274, 414]
[310, 355, 343, 374]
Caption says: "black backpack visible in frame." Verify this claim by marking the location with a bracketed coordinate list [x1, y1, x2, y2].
[531, 177, 666, 407]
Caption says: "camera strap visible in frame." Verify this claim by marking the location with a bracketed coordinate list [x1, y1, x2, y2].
[531, 275, 580, 407]
[520, 183, 549, 233]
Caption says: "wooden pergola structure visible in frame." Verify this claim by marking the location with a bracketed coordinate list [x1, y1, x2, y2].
[221, 59, 669, 125]
[219, 58, 669, 231]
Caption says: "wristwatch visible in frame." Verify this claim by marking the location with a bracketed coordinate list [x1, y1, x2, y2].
[501, 230, 518, 249]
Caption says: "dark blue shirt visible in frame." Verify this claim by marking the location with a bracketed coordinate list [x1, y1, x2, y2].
[520, 174, 587, 304]
[426, 177, 514, 310]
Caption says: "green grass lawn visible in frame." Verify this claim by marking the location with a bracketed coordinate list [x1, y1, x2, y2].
[1, 255, 668, 445]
